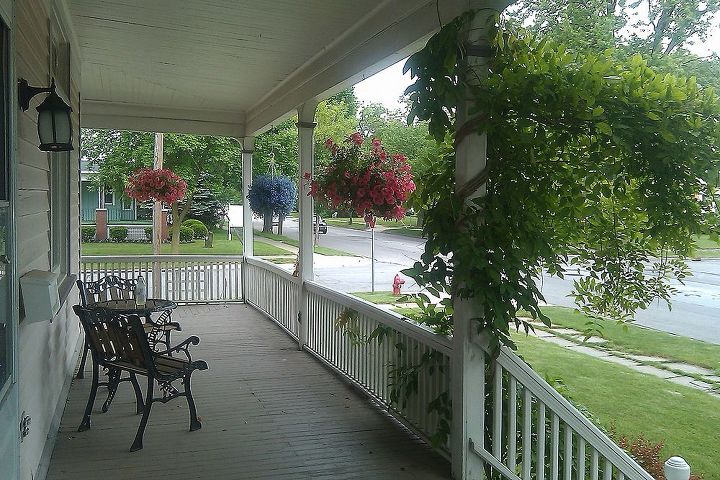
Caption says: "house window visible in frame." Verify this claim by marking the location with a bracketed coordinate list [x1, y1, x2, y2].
[50, 153, 70, 277]
[103, 189, 114, 205]
[121, 196, 133, 210]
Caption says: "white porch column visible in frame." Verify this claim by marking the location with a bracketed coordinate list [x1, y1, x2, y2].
[297, 101, 318, 349]
[450, 3, 510, 479]
[241, 136, 255, 258]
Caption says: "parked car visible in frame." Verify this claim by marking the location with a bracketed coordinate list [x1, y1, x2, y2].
[314, 217, 327, 234]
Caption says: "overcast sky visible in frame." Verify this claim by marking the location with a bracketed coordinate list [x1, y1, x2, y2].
[354, 58, 411, 112]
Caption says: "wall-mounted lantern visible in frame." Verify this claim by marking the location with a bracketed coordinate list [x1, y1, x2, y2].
[18, 77, 73, 152]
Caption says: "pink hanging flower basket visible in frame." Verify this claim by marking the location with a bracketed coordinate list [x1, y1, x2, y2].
[125, 168, 187, 205]
[305, 133, 415, 222]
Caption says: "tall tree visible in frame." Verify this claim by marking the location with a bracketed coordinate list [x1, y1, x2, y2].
[81, 129, 241, 252]
[510, 0, 720, 88]
[253, 89, 360, 178]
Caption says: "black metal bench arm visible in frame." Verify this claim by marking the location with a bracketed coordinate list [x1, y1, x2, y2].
[154, 335, 200, 362]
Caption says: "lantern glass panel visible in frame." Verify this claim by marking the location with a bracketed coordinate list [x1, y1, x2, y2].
[53, 109, 71, 144]
[37, 108, 55, 144]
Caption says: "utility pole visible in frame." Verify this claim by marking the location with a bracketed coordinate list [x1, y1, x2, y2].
[152, 132, 164, 298]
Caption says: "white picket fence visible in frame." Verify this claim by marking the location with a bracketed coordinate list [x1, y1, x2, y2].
[80, 255, 243, 303]
[469, 346, 653, 480]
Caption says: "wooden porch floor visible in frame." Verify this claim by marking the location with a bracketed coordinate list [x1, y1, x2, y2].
[47, 304, 450, 479]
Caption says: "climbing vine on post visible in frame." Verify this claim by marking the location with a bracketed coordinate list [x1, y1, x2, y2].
[402, 14, 720, 348]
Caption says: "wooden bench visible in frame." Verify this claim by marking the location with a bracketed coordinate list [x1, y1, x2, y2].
[76, 276, 182, 379]
[73, 305, 208, 452]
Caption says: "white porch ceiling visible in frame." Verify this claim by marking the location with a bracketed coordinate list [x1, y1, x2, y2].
[68, 0, 469, 136]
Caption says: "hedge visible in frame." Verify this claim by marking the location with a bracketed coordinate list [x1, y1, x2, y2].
[81, 226, 96, 242]
[182, 219, 208, 239]
[171, 225, 194, 243]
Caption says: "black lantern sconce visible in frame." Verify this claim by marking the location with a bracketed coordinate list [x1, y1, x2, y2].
[18, 77, 73, 152]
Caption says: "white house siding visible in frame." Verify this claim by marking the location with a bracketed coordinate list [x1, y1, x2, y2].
[15, 0, 82, 478]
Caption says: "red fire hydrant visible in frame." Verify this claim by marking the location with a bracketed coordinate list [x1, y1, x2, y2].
[392, 274, 405, 296]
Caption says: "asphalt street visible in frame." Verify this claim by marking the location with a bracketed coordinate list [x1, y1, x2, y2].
[266, 218, 720, 344]
[276, 218, 426, 265]
[539, 266, 720, 344]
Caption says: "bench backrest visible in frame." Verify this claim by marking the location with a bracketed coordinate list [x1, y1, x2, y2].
[72, 305, 155, 374]
[77, 275, 136, 306]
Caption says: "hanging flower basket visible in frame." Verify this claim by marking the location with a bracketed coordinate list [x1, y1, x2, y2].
[305, 134, 415, 221]
[125, 168, 187, 205]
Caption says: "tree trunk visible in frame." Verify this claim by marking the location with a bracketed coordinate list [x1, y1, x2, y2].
[170, 196, 194, 254]
[416, 209, 425, 228]
[262, 211, 273, 232]
[277, 215, 285, 235]
[171, 202, 181, 254]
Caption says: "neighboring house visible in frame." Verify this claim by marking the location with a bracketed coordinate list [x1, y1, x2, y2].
[80, 159, 143, 223]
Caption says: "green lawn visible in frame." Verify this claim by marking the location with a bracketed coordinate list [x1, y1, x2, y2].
[690, 234, 720, 258]
[513, 333, 719, 478]
[694, 234, 720, 249]
[352, 291, 405, 304]
[325, 216, 421, 228]
[323, 218, 368, 230]
[323, 217, 425, 238]
[254, 230, 355, 256]
[81, 238, 289, 256]
[382, 226, 425, 238]
[535, 306, 720, 372]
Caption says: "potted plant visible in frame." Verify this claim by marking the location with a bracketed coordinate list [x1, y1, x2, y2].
[305, 133, 415, 223]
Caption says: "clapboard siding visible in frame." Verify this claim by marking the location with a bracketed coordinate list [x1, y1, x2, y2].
[18, 190, 49, 216]
[17, 162, 49, 191]
[15, 0, 83, 479]
[18, 233, 49, 270]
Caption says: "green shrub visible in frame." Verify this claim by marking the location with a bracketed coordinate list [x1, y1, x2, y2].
[171, 225, 194, 243]
[109, 226, 128, 242]
[182, 219, 208, 239]
[144, 227, 153, 241]
[81, 226, 96, 242]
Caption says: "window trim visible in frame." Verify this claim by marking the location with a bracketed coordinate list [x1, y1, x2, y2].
[0, 13, 15, 400]
[48, 14, 71, 285]
[121, 196, 133, 211]
[103, 189, 114, 206]
[50, 152, 70, 279]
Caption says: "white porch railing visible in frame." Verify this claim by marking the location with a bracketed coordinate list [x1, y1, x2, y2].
[304, 281, 452, 450]
[243, 257, 300, 338]
[243, 257, 453, 452]
[471, 345, 653, 480]
[243, 258, 653, 480]
[80, 255, 243, 303]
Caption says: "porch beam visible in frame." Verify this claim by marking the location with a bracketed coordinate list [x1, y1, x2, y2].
[296, 101, 318, 349]
[81, 101, 246, 137]
[450, 2, 512, 479]
[241, 137, 255, 258]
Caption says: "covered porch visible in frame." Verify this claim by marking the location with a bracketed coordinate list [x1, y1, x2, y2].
[5, 0, 657, 478]
[48, 303, 450, 479]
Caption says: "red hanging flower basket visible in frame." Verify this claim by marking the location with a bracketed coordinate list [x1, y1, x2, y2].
[305, 134, 415, 221]
[125, 168, 187, 205]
